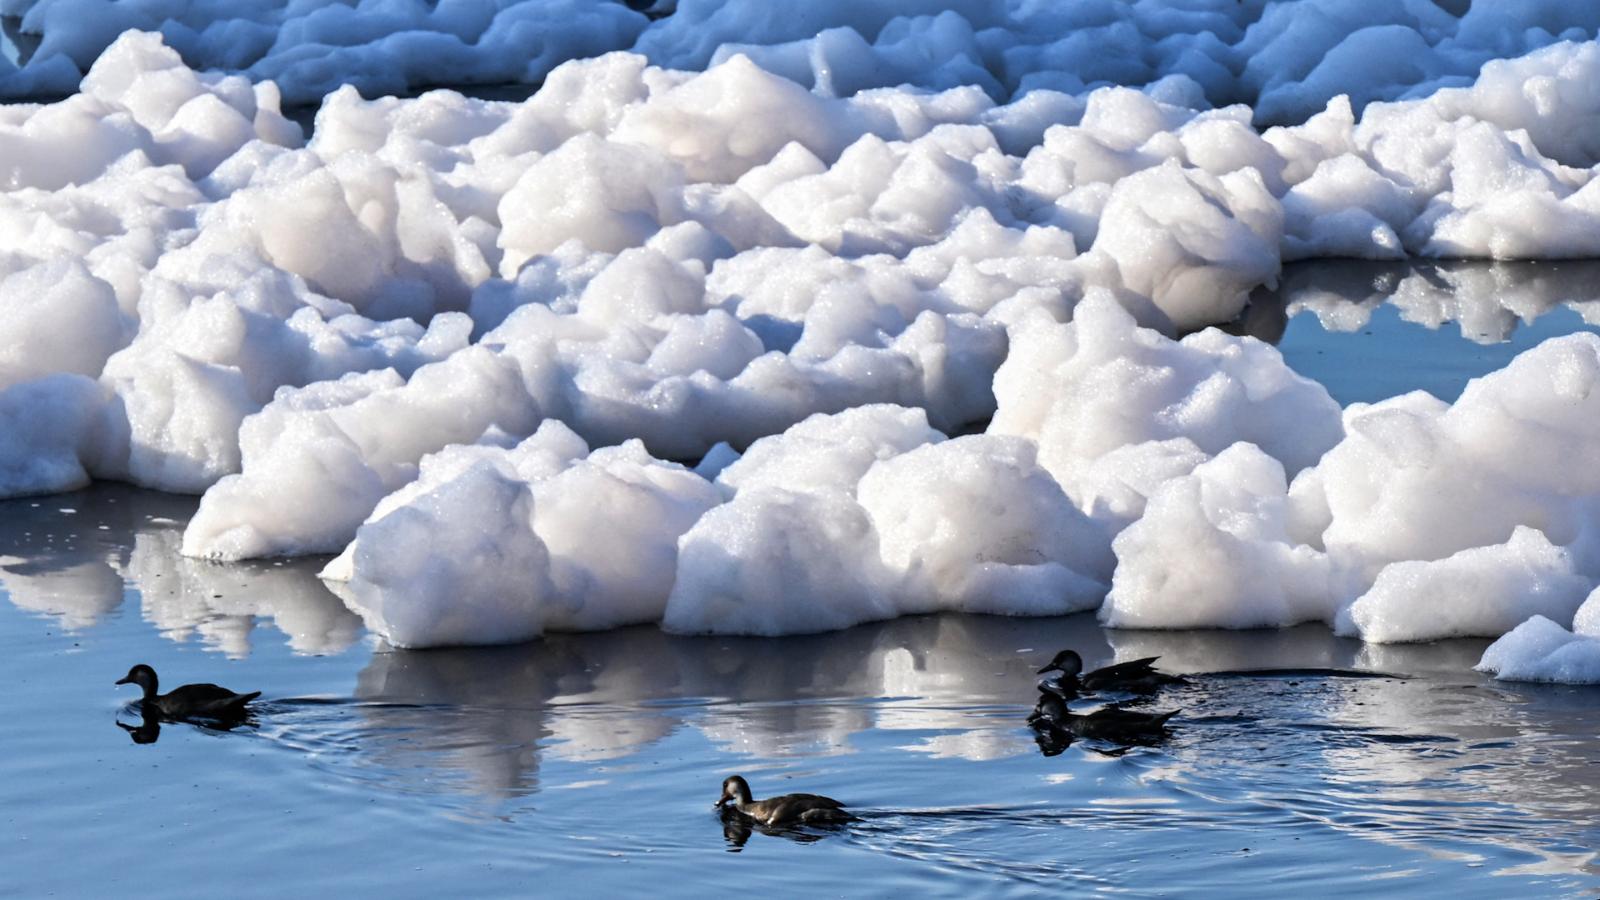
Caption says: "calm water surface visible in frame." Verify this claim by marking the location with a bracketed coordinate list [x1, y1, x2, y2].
[5, 262, 1600, 897]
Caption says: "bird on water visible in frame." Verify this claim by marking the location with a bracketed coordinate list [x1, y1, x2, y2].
[115, 664, 260, 720]
[715, 775, 854, 827]
[1037, 649, 1186, 694]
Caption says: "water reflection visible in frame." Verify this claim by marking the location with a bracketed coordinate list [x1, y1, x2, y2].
[0, 486, 361, 656]
[114, 707, 256, 743]
[334, 617, 1108, 801]
[1110, 626, 1600, 878]
[1238, 258, 1600, 346]
[718, 809, 835, 850]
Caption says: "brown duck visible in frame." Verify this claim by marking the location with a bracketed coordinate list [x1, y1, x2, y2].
[715, 775, 853, 826]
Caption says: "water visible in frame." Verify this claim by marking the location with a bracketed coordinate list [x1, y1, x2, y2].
[1242, 258, 1600, 404]
[6, 262, 1600, 896]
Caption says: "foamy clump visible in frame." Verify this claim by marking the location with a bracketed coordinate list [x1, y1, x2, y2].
[990, 293, 1344, 512]
[857, 434, 1112, 616]
[1102, 333, 1600, 639]
[0, 374, 110, 497]
[182, 347, 540, 560]
[1338, 527, 1593, 644]
[14, 34, 1600, 507]
[714, 404, 945, 497]
[663, 486, 898, 636]
[328, 422, 722, 647]
[1100, 443, 1340, 630]
[1300, 333, 1600, 588]
[1477, 587, 1600, 684]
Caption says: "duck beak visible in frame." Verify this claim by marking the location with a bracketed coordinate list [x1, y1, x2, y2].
[115, 676, 130, 685]
[1037, 664, 1057, 674]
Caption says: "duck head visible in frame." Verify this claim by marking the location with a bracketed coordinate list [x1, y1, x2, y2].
[716, 775, 752, 810]
[1037, 649, 1084, 676]
[116, 664, 159, 699]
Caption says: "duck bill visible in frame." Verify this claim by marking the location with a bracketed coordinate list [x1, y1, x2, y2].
[115, 676, 131, 685]
[1036, 664, 1058, 674]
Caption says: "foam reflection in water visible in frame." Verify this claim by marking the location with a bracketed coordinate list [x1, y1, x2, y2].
[129, 530, 361, 657]
[0, 485, 361, 655]
[1111, 626, 1600, 880]
[0, 486, 188, 630]
[321, 617, 1110, 802]
[1248, 259, 1600, 345]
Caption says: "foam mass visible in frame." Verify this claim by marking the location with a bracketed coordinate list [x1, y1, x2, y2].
[5, 23, 1600, 648]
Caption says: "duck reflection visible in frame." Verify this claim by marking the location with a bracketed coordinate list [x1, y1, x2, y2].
[114, 707, 257, 745]
[717, 809, 833, 850]
[117, 713, 162, 745]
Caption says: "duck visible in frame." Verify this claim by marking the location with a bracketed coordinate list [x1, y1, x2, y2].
[115, 664, 260, 720]
[1057, 704, 1178, 741]
[1037, 650, 1186, 694]
[715, 775, 853, 827]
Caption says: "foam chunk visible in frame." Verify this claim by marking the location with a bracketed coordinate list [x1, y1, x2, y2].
[182, 347, 539, 560]
[990, 293, 1344, 504]
[1100, 443, 1340, 630]
[0, 374, 110, 496]
[1476, 608, 1600, 684]
[662, 486, 897, 635]
[857, 434, 1112, 615]
[1340, 526, 1594, 643]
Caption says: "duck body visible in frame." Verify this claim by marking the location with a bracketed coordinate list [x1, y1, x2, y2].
[116, 664, 260, 721]
[716, 775, 853, 827]
[1039, 651, 1186, 695]
[1060, 705, 1178, 740]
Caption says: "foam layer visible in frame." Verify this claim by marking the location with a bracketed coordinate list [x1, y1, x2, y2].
[5, 24, 1600, 653]
[6, 0, 1598, 131]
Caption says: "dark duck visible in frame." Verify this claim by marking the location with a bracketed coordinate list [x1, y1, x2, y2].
[116, 664, 260, 721]
[1029, 679, 1178, 747]
[1053, 704, 1179, 741]
[1037, 650, 1185, 694]
[715, 775, 853, 827]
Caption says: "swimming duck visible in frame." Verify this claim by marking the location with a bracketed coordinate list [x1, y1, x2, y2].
[1057, 704, 1178, 741]
[115, 664, 260, 720]
[715, 775, 853, 827]
[1037, 650, 1185, 694]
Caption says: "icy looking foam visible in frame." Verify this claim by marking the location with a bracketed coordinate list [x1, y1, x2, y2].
[4, 0, 1599, 132]
[8, 31, 1600, 646]
[1477, 587, 1600, 684]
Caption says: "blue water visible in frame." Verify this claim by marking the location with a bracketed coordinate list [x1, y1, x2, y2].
[1252, 258, 1600, 404]
[6, 261, 1600, 896]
